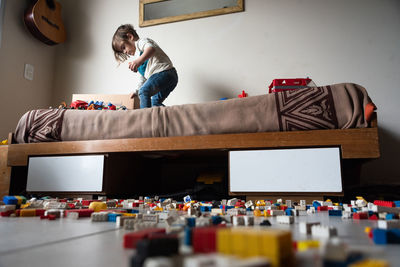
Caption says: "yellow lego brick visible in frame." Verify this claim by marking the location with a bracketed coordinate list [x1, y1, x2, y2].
[217, 228, 294, 267]
[349, 259, 389, 267]
[20, 209, 36, 217]
[217, 228, 232, 255]
[88, 202, 107, 212]
[231, 228, 249, 258]
[296, 240, 320, 252]
[258, 229, 294, 267]
[243, 229, 261, 258]
[122, 213, 136, 217]
[20, 203, 31, 209]
[254, 209, 262, 217]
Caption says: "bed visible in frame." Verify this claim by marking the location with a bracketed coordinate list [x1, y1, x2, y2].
[4, 83, 380, 199]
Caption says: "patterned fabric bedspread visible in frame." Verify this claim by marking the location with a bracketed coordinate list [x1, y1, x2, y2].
[14, 83, 374, 143]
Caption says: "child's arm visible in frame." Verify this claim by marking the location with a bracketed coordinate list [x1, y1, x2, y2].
[128, 46, 156, 72]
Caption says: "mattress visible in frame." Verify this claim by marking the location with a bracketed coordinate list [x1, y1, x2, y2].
[14, 83, 374, 144]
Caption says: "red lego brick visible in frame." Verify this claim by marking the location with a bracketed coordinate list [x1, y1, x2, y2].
[353, 212, 369, 220]
[369, 214, 379, 220]
[123, 228, 166, 249]
[317, 206, 328, 212]
[373, 200, 395, 208]
[0, 210, 14, 217]
[192, 227, 219, 253]
[64, 208, 94, 218]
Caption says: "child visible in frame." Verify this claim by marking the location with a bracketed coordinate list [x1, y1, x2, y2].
[112, 24, 178, 108]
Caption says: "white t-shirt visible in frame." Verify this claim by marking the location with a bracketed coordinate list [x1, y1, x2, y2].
[134, 38, 174, 92]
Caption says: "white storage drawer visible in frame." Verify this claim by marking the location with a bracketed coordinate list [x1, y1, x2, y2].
[229, 147, 342, 193]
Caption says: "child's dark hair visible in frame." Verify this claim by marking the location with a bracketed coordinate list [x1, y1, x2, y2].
[112, 24, 139, 63]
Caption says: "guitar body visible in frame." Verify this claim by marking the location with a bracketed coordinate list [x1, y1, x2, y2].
[24, 0, 66, 45]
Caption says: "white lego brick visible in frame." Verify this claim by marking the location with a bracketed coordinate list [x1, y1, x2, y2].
[372, 205, 400, 213]
[299, 222, 321, 235]
[377, 219, 400, 229]
[245, 200, 253, 209]
[232, 216, 245, 226]
[183, 254, 217, 267]
[66, 212, 79, 220]
[227, 198, 238, 206]
[311, 225, 337, 239]
[321, 237, 347, 262]
[306, 207, 316, 215]
[124, 219, 136, 230]
[143, 214, 159, 223]
[91, 211, 109, 222]
[344, 206, 352, 212]
[196, 217, 212, 227]
[356, 199, 367, 207]
[361, 207, 369, 212]
[270, 210, 285, 216]
[342, 211, 352, 219]
[298, 210, 308, 216]
[323, 201, 333, 207]
[0, 205, 16, 212]
[276, 215, 294, 224]
[143, 256, 177, 267]
[211, 208, 223, 215]
[243, 216, 254, 226]
[295, 205, 306, 211]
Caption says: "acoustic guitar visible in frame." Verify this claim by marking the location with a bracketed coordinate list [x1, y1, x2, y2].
[24, 0, 66, 45]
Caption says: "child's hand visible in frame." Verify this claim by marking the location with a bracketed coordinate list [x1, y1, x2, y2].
[128, 59, 142, 72]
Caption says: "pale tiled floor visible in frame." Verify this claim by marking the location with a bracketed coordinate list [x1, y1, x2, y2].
[0, 213, 398, 267]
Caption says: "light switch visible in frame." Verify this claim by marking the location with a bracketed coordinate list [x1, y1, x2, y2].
[24, 64, 34, 81]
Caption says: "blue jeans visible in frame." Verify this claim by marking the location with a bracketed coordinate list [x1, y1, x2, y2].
[139, 68, 178, 108]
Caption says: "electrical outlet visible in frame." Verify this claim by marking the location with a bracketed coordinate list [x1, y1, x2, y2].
[24, 64, 34, 81]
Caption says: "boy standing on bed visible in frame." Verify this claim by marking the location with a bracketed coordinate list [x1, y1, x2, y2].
[112, 24, 178, 108]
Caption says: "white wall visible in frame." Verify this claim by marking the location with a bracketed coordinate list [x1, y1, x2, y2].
[0, 0, 56, 141]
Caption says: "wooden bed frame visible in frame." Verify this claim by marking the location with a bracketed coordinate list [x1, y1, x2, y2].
[1, 93, 380, 200]
[1, 113, 379, 200]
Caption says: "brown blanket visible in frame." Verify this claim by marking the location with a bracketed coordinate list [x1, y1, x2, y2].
[14, 83, 373, 143]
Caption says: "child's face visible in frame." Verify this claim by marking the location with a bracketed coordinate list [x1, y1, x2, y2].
[119, 33, 136, 56]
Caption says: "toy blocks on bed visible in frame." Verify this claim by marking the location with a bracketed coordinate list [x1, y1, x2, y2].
[71, 94, 139, 110]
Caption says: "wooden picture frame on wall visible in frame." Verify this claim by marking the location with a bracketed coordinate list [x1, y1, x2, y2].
[139, 0, 244, 27]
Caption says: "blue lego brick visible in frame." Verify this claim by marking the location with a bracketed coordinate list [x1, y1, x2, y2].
[107, 213, 121, 222]
[373, 228, 400, 244]
[285, 208, 293, 216]
[130, 209, 139, 214]
[386, 213, 397, 220]
[312, 201, 321, 209]
[185, 217, 196, 228]
[3, 196, 18, 205]
[394, 201, 400, 207]
[200, 206, 211, 212]
[183, 226, 192, 246]
[329, 210, 343, 216]
[211, 215, 222, 225]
